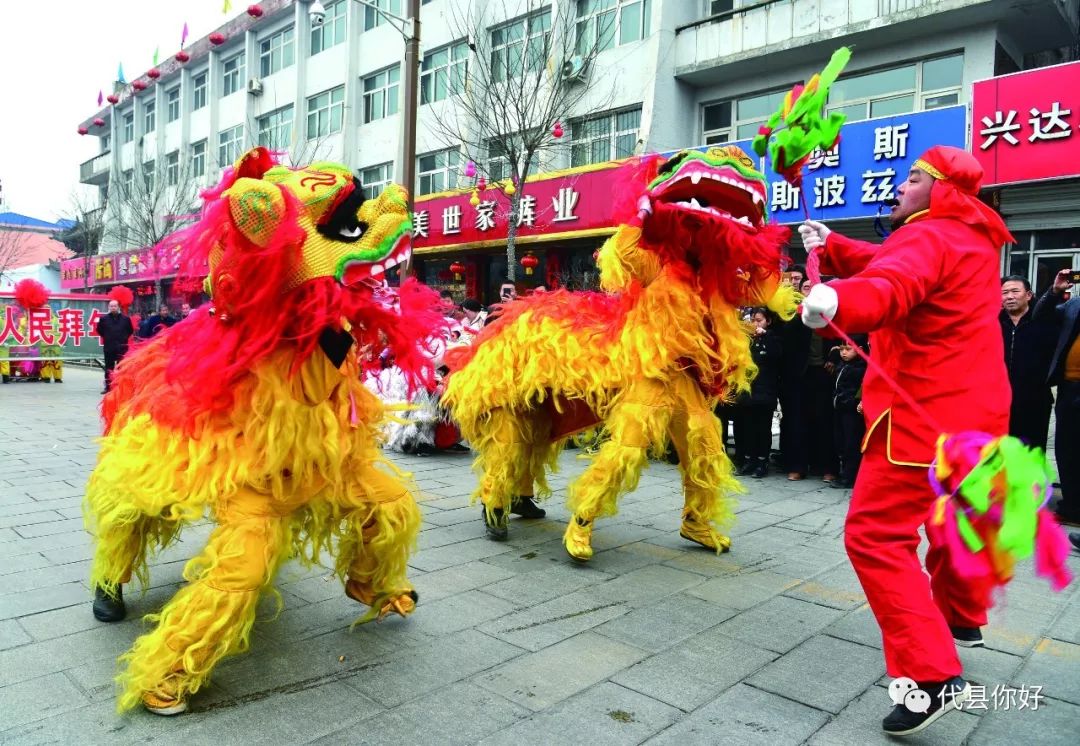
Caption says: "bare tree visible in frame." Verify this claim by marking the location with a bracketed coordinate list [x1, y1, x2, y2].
[59, 189, 107, 292]
[427, 0, 616, 280]
[0, 229, 33, 288]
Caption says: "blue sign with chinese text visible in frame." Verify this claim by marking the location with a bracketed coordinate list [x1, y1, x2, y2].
[668, 105, 967, 224]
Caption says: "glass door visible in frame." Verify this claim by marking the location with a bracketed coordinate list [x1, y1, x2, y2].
[1034, 252, 1080, 297]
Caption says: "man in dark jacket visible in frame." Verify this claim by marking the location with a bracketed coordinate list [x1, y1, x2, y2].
[1033, 268, 1080, 526]
[999, 275, 1057, 450]
[832, 334, 868, 489]
[139, 305, 177, 339]
[735, 308, 782, 478]
[97, 300, 134, 394]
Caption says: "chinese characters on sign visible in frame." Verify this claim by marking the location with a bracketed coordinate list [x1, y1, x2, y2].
[0, 306, 102, 347]
[955, 684, 1043, 712]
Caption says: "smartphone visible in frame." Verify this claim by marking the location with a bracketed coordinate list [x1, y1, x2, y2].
[1070, 270, 1080, 284]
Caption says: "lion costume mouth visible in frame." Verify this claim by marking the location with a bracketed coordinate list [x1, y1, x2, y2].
[647, 147, 768, 230]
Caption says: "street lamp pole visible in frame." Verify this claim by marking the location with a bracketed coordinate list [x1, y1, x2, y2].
[399, 0, 421, 217]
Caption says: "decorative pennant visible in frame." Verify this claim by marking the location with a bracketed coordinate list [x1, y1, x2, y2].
[222, 0, 233, 13]
[117, 63, 126, 84]
[153, 47, 160, 66]
[97, 90, 104, 106]
[181, 22, 189, 48]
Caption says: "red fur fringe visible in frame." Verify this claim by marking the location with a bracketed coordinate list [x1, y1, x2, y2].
[14, 279, 49, 309]
[107, 286, 134, 312]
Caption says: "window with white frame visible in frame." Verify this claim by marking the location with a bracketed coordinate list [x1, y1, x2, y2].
[102, 134, 110, 152]
[166, 87, 181, 123]
[165, 151, 180, 185]
[143, 160, 155, 191]
[571, 107, 642, 166]
[362, 65, 400, 123]
[487, 137, 540, 182]
[417, 148, 459, 195]
[827, 54, 963, 123]
[144, 100, 156, 134]
[491, 9, 551, 83]
[192, 72, 208, 110]
[191, 140, 207, 177]
[259, 27, 295, 77]
[702, 87, 790, 144]
[360, 162, 393, 201]
[708, 0, 736, 15]
[364, 0, 403, 32]
[307, 86, 345, 138]
[421, 42, 468, 105]
[257, 105, 294, 149]
[122, 112, 134, 142]
[222, 53, 245, 95]
[576, 0, 650, 56]
[311, 0, 346, 54]
[218, 124, 245, 165]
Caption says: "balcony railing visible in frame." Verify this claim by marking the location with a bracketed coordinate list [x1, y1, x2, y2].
[80, 152, 112, 183]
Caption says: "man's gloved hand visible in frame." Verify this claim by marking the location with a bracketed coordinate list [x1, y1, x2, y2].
[801, 284, 838, 329]
[798, 220, 832, 252]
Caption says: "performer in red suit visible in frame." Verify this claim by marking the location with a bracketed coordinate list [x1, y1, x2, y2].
[799, 145, 1013, 737]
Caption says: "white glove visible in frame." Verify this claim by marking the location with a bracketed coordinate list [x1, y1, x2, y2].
[801, 283, 838, 329]
[798, 220, 832, 252]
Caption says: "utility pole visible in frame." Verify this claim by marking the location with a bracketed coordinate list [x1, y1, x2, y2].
[400, 0, 421, 212]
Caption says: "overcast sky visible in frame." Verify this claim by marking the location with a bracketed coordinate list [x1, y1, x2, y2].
[0, 1, 235, 222]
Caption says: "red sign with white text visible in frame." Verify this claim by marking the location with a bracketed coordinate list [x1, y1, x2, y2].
[973, 61, 1080, 186]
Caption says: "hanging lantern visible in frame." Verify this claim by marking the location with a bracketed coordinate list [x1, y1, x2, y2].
[147, 68, 161, 79]
[106, 94, 120, 105]
[78, 126, 90, 135]
[92, 117, 106, 127]
[132, 80, 148, 91]
[247, 4, 264, 18]
[520, 253, 539, 276]
[552, 121, 564, 139]
[176, 50, 191, 63]
[449, 261, 466, 281]
[504, 180, 516, 196]
[469, 189, 480, 207]
[464, 160, 476, 178]
[209, 33, 227, 46]
[477, 176, 486, 190]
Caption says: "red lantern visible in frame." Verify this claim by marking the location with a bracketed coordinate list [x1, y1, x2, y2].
[106, 94, 120, 105]
[176, 50, 191, 63]
[449, 261, 466, 281]
[209, 33, 227, 46]
[436, 269, 453, 283]
[520, 253, 539, 276]
[477, 176, 487, 190]
[147, 68, 161, 79]
[552, 121, 564, 139]
[132, 80, 148, 91]
[92, 117, 106, 127]
[247, 4, 264, 18]
[78, 126, 89, 135]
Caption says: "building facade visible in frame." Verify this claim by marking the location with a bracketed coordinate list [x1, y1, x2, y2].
[76, 0, 1079, 303]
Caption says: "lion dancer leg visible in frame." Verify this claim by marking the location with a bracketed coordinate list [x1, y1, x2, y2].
[666, 374, 738, 553]
[472, 407, 549, 541]
[336, 463, 422, 620]
[115, 487, 291, 715]
[564, 378, 673, 561]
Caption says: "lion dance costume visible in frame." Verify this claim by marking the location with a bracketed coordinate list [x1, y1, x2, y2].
[84, 148, 443, 715]
[444, 147, 796, 560]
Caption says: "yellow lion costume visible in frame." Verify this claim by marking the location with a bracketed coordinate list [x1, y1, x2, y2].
[443, 147, 796, 561]
[84, 148, 443, 715]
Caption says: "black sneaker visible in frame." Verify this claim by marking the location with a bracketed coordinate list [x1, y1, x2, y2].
[751, 459, 768, 479]
[92, 585, 126, 622]
[1069, 532, 1080, 553]
[882, 676, 970, 736]
[950, 625, 984, 648]
[482, 506, 508, 541]
[509, 495, 546, 519]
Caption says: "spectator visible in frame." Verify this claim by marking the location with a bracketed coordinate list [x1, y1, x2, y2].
[459, 298, 488, 339]
[97, 300, 134, 394]
[999, 275, 1057, 450]
[832, 334, 868, 489]
[1033, 267, 1080, 526]
[734, 308, 782, 478]
[139, 305, 177, 339]
[778, 265, 812, 480]
[180, 302, 192, 319]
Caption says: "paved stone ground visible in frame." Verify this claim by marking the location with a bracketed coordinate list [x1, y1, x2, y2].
[1, 367, 1078, 745]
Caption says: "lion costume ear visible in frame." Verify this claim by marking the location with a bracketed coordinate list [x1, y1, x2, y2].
[224, 176, 286, 248]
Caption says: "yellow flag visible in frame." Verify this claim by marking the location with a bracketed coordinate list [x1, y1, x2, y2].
[222, 0, 232, 13]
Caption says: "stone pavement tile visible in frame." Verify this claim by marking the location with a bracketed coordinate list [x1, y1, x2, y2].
[418, 519, 493, 551]
[0, 551, 50, 576]
[957, 645, 1024, 689]
[409, 537, 514, 573]
[587, 523, 667, 554]
[283, 570, 349, 605]
[0, 621, 136, 688]
[658, 543, 773, 578]
[23, 482, 86, 501]
[0, 581, 88, 622]
[746, 634, 884, 714]
[406, 590, 516, 637]
[420, 493, 472, 511]
[411, 560, 516, 604]
[1046, 591, 1080, 645]
[1012, 638, 1080, 706]
[613, 629, 778, 711]
[17, 584, 177, 642]
[7, 528, 92, 554]
[475, 631, 647, 711]
[477, 681, 682, 746]
[983, 601, 1060, 657]
[479, 588, 630, 651]
[1, 474, 68, 488]
[782, 564, 866, 611]
[824, 604, 882, 649]
[2, 558, 93, 594]
[752, 497, 821, 519]
[0, 671, 90, 731]
[967, 696, 1080, 746]
[644, 683, 830, 746]
[759, 543, 850, 578]
[419, 505, 486, 527]
[345, 629, 525, 708]
[807, 684, 979, 746]
[739, 524, 814, 552]
[12, 517, 85, 539]
[588, 564, 707, 609]
[714, 595, 844, 654]
[0, 509, 65, 531]
[317, 681, 530, 746]
[0, 618, 31, 651]
[725, 509, 789, 535]
[776, 505, 847, 535]
[0, 498, 76, 520]
[38, 541, 94, 565]
[483, 561, 614, 608]
[687, 570, 803, 611]
[595, 593, 735, 653]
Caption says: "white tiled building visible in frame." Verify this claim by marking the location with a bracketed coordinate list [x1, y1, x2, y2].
[79, 0, 1079, 256]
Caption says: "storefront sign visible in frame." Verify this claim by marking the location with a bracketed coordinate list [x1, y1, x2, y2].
[60, 244, 187, 289]
[973, 61, 1080, 186]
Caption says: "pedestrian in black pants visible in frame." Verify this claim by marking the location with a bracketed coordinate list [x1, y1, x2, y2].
[1000, 275, 1057, 450]
[832, 335, 868, 489]
[778, 267, 811, 480]
[1033, 268, 1080, 526]
[735, 308, 782, 478]
[96, 300, 134, 394]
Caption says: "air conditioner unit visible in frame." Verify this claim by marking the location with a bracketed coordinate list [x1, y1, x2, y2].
[247, 78, 264, 95]
[561, 55, 587, 83]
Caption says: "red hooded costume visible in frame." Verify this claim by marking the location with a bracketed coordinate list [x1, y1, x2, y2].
[821, 145, 1013, 682]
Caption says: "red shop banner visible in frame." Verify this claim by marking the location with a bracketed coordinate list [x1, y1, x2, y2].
[60, 242, 204, 290]
[973, 60, 1080, 186]
[412, 163, 627, 251]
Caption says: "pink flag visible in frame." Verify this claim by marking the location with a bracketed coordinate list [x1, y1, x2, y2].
[97, 90, 104, 106]
[181, 22, 189, 48]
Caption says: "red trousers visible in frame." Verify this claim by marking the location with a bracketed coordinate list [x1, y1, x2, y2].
[845, 428, 993, 682]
